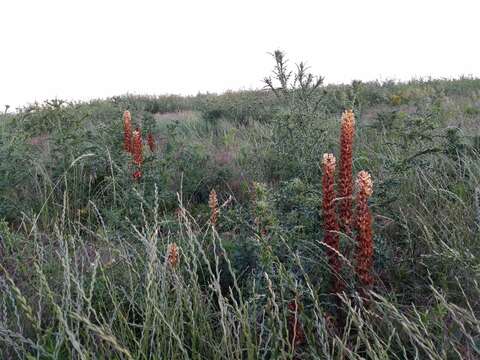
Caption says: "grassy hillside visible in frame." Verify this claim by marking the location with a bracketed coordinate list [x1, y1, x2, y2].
[1, 54, 480, 358]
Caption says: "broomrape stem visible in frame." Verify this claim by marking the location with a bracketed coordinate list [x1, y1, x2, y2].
[322, 153, 343, 293]
[132, 128, 143, 180]
[338, 110, 355, 237]
[209, 189, 219, 227]
[355, 170, 374, 291]
[167, 243, 180, 269]
[287, 298, 305, 350]
[147, 133, 156, 152]
[123, 110, 132, 153]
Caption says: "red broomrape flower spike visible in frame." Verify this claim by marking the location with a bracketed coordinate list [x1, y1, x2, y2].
[355, 170, 374, 290]
[287, 298, 306, 349]
[123, 110, 132, 153]
[338, 110, 355, 237]
[208, 189, 219, 227]
[147, 133, 156, 152]
[322, 153, 343, 293]
[132, 128, 143, 166]
[167, 243, 180, 268]
[132, 128, 143, 180]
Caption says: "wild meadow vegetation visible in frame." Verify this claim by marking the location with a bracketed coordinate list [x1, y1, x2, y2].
[1, 51, 480, 359]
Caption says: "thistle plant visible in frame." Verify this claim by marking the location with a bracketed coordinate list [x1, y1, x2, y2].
[263, 50, 327, 181]
[338, 110, 355, 237]
[322, 153, 343, 293]
[354, 171, 374, 290]
[250, 182, 277, 268]
[251, 182, 275, 238]
[123, 110, 132, 153]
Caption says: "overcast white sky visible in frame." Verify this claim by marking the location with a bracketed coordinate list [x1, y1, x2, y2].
[0, 0, 479, 110]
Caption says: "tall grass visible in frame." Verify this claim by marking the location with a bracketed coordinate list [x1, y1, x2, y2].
[2, 188, 479, 358]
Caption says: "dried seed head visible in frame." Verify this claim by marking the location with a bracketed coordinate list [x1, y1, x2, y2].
[209, 189, 219, 226]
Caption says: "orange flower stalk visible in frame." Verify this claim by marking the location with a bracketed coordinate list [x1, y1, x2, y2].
[287, 298, 306, 349]
[123, 110, 132, 153]
[338, 109, 355, 236]
[131, 128, 143, 181]
[209, 189, 219, 227]
[322, 154, 343, 293]
[355, 171, 374, 289]
[167, 243, 180, 268]
[147, 133, 156, 152]
[132, 128, 143, 167]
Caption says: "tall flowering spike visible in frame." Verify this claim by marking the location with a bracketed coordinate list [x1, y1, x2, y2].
[123, 110, 132, 153]
[167, 243, 180, 268]
[209, 189, 219, 227]
[132, 128, 143, 167]
[322, 154, 343, 293]
[147, 133, 156, 152]
[355, 171, 374, 290]
[338, 109, 356, 236]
